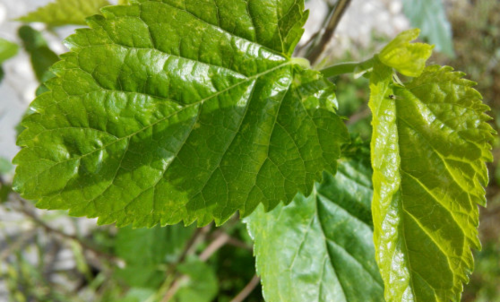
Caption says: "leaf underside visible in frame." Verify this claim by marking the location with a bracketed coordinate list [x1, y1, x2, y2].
[17, 0, 111, 26]
[13, 0, 348, 227]
[370, 52, 494, 301]
[246, 150, 385, 302]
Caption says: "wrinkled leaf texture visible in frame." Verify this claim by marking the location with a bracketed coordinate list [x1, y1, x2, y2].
[13, 0, 348, 227]
[370, 30, 495, 302]
[246, 146, 385, 302]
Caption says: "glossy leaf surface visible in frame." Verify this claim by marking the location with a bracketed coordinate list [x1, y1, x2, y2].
[369, 53, 494, 300]
[246, 148, 384, 302]
[17, 0, 111, 26]
[13, 0, 348, 227]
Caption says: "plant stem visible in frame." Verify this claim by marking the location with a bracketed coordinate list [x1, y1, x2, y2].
[16, 197, 123, 266]
[346, 105, 371, 126]
[307, 0, 353, 65]
[230, 275, 261, 302]
[199, 232, 230, 261]
[177, 224, 211, 264]
[161, 231, 230, 302]
[319, 57, 375, 78]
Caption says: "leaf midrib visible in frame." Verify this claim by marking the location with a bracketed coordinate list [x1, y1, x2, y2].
[22, 62, 292, 188]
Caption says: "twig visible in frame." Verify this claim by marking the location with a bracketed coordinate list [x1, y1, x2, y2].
[307, 0, 353, 65]
[164, 224, 211, 280]
[0, 230, 36, 262]
[231, 275, 261, 302]
[226, 237, 253, 251]
[16, 198, 123, 266]
[207, 229, 253, 251]
[162, 231, 231, 302]
[346, 106, 371, 126]
[199, 232, 230, 261]
[178, 225, 211, 264]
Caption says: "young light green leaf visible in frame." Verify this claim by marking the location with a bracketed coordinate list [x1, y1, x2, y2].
[13, 0, 348, 227]
[369, 56, 494, 301]
[0, 38, 19, 82]
[18, 26, 59, 82]
[246, 149, 384, 302]
[17, 0, 110, 26]
[0, 38, 18, 65]
[402, 0, 455, 57]
[379, 29, 433, 77]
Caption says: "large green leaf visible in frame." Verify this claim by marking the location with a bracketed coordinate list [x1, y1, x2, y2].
[369, 31, 494, 301]
[17, 0, 111, 26]
[13, 0, 348, 227]
[402, 0, 455, 57]
[246, 145, 384, 302]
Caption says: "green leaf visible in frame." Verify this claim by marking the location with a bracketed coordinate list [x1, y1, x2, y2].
[402, 0, 455, 57]
[0, 183, 12, 203]
[173, 259, 218, 302]
[18, 26, 59, 82]
[0, 38, 19, 82]
[246, 147, 384, 302]
[0, 157, 14, 175]
[0, 38, 19, 65]
[369, 56, 494, 301]
[379, 29, 433, 77]
[120, 288, 156, 302]
[17, 0, 111, 26]
[13, 0, 348, 227]
[114, 224, 195, 288]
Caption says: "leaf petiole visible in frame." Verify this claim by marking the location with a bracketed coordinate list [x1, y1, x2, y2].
[319, 57, 375, 78]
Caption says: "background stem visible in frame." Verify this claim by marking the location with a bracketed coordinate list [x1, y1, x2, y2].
[306, 0, 352, 65]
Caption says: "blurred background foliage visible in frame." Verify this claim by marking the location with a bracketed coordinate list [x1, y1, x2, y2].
[0, 0, 498, 301]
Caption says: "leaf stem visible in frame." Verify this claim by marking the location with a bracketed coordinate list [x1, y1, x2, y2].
[319, 57, 374, 78]
[306, 0, 353, 65]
